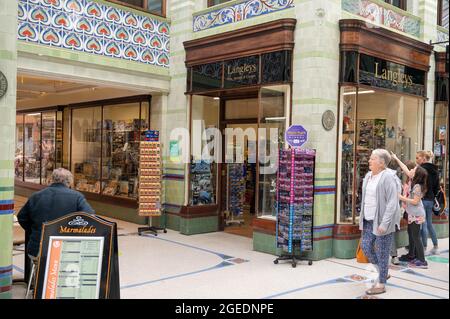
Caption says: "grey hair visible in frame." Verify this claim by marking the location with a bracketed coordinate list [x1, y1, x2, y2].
[372, 149, 391, 167]
[51, 168, 74, 187]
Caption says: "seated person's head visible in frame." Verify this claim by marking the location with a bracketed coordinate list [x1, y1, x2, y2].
[52, 168, 74, 188]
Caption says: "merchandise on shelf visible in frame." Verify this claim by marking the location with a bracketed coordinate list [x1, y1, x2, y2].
[190, 160, 215, 205]
[138, 141, 162, 217]
[228, 163, 246, 217]
[276, 148, 316, 254]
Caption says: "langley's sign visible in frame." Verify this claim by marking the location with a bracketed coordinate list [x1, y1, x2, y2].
[359, 54, 426, 96]
[224, 55, 259, 88]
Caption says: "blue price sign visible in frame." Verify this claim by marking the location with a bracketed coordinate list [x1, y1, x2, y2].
[285, 125, 308, 148]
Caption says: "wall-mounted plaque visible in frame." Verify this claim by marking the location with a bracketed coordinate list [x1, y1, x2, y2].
[0, 71, 7, 98]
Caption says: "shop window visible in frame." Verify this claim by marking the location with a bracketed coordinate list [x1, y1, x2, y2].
[107, 0, 165, 16]
[16, 111, 63, 185]
[434, 103, 449, 194]
[15, 115, 24, 181]
[190, 95, 219, 206]
[337, 87, 425, 224]
[71, 100, 149, 198]
[24, 113, 41, 184]
[72, 107, 102, 194]
[41, 112, 57, 185]
[384, 0, 406, 10]
[438, 0, 449, 29]
[102, 103, 143, 199]
[258, 85, 289, 218]
[208, 0, 232, 7]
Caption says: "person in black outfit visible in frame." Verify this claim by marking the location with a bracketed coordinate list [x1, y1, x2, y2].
[18, 168, 95, 258]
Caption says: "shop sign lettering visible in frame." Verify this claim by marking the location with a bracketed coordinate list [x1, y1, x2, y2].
[224, 56, 259, 88]
[359, 54, 426, 96]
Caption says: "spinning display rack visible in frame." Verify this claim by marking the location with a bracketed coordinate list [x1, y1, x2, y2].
[274, 148, 316, 268]
[137, 133, 166, 236]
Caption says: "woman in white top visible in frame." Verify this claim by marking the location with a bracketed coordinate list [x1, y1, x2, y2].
[360, 149, 401, 295]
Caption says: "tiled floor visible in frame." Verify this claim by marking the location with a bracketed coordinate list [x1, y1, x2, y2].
[11, 212, 449, 299]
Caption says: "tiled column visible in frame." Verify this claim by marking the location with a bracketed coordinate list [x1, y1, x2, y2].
[418, 0, 438, 150]
[0, 0, 18, 299]
[164, 0, 197, 229]
[291, 0, 342, 259]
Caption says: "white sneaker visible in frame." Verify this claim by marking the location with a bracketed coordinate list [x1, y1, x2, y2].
[429, 246, 439, 255]
[391, 257, 400, 265]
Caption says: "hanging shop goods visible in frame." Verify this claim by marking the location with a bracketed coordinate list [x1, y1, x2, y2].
[190, 160, 215, 205]
[34, 212, 120, 299]
[274, 148, 316, 267]
[228, 163, 246, 217]
[138, 140, 162, 217]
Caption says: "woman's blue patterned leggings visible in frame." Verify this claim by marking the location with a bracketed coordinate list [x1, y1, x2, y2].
[361, 220, 394, 284]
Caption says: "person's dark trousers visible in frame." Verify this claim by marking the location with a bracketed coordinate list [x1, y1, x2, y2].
[361, 220, 394, 284]
[408, 222, 425, 262]
[405, 222, 415, 258]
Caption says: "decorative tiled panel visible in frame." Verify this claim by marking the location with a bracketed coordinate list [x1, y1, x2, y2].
[193, 0, 294, 32]
[18, 0, 170, 67]
[342, 0, 421, 38]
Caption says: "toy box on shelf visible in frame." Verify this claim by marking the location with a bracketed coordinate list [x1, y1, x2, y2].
[274, 148, 316, 268]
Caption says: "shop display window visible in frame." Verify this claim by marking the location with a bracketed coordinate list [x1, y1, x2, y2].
[258, 85, 289, 218]
[71, 107, 102, 194]
[102, 103, 143, 199]
[190, 95, 219, 206]
[15, 115, 24, 180]
[434, 102, 449, 194]
[24, 113, 41, 184]
[15, 111, 62, 185]
[41, 112, 57, 185]
[337, 87, 425, 224]
[71, 99, 150, 198]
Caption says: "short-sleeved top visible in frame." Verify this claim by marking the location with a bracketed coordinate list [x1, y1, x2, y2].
[407, 184, 426, 224]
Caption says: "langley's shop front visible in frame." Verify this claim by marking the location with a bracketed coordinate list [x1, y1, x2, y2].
[181, 19, 295, 254]
[333, 20, 437, 258]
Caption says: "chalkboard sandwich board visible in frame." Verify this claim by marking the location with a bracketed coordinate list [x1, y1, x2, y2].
[34, 212, 120, 299]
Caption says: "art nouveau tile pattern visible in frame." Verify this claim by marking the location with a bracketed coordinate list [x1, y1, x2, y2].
[17, 0, 170, 67]
[193, 0, 294, 32]
[342, 0, 421, 38]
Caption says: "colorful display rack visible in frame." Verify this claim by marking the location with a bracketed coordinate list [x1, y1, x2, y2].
[138, 141, 162, 217]
[274, 148, 316, 267]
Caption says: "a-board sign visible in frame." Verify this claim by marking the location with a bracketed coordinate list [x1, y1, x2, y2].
[34, 212, 120, 299]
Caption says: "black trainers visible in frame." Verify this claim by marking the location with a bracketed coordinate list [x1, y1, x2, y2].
[399, 254, 415, 262]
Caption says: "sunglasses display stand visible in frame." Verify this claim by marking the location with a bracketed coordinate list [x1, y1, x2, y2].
[225, 163, 245, 226]
[274, 148, 316, 268]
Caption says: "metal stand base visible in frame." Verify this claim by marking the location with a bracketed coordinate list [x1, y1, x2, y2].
[138, 226, 167, 236]
[273, 254, 313, 268]
[225, 219, 244, 226]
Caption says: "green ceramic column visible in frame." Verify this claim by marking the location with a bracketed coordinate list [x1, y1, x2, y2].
[0, 0, 17, 299]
